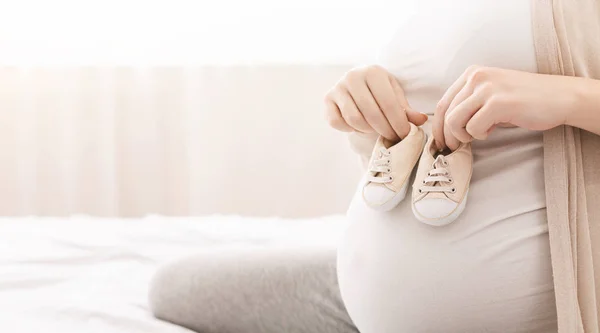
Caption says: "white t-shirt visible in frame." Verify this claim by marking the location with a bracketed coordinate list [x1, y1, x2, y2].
[337, 1, 557, 332]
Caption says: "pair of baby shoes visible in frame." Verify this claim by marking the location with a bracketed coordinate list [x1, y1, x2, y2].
[362, 123, 472, 226]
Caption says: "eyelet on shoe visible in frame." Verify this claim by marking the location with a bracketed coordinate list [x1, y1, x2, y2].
[388, 176, 393, 181]
[448, 178, 454, 184]
[443, 161, 449, 166]
[422, 179, 426, 184]
[387, 160, 391, 164]
[387, 168, 392, 173]
[451, 187, 456, 193]
[418, 188, 423, 194]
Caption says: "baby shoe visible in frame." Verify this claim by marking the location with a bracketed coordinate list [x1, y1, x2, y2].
[411, 136, 472, 226]
[362, 123, 426, 211]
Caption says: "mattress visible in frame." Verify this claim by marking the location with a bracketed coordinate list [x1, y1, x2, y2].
[0, 215, 346, 332]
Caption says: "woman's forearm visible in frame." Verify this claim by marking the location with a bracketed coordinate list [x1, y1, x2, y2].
[565, 77, 600, 135]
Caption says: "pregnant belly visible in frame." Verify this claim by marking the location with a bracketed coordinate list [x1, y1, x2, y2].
[337, 189, 556, 333]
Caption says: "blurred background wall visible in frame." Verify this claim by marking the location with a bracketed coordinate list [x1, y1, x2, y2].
[0, 0, 411, 217]
[0, 66, 363, 217]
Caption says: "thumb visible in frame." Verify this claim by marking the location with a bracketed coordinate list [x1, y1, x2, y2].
[406, 108, 428, 126]
[389, 76, 428, 126]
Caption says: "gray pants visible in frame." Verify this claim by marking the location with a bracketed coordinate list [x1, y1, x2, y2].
[148, 246, 358, 333]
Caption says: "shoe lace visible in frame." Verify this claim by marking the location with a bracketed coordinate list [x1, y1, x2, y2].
[419, 155, 456, 194]
[368, 147, 393, 184]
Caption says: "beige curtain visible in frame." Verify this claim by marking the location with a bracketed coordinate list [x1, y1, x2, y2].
[0, 66, 361, 217]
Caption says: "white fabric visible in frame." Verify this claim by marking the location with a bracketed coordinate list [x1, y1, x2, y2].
[0, 215, 346, 333]
[338, 1, 557, 332]
[378, 0, 539, 115]
[0, 66, 361, 218]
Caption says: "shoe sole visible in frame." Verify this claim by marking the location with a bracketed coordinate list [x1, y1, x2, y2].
[364, 133, 428, 212]
[411, 189, 469, 226]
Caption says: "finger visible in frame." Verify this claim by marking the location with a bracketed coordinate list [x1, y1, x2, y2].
[446, 80, 474, 115]
[445, 92, 484, 143]
[433, 67, 473, 150]
[432, 108, 446, 151]
[335, 88, 374, 133]
[444, 119, 462, 151]
[465, 105, 498, 140]
[406, 108, 429, 126]
[324, 99, 354, 132]
[365, 75, 409, 139]
[388, 77, 428, 127]
[444, 83, 475, 143]
[347, 80, 399, 141]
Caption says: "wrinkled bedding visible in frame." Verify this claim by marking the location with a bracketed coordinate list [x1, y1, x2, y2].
[0, 215, 345, 332]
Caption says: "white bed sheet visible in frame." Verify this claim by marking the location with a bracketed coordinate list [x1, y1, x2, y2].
[0, 215, 346, 333]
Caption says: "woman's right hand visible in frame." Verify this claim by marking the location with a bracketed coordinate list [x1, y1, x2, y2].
[324, 65, 428, 142]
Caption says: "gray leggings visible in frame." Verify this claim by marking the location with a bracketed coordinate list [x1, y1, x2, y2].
[148, 246, 358, 333]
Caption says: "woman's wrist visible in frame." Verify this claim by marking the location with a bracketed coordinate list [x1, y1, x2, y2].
[564, 77, 600, 135]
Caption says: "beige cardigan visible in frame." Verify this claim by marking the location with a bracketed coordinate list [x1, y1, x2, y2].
[348, 1, 600, 331]
[533, 1, 600, 332]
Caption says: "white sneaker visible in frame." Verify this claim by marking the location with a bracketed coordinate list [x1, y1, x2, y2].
[362, 123, 426, 211]
[411, 136, 473, 226]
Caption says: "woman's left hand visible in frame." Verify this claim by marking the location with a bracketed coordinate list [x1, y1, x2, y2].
[433, 65, 576, 151]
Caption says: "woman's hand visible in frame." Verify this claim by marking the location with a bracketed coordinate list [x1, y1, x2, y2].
[433, 66, 577, 151]
[324, 65, 428, 142]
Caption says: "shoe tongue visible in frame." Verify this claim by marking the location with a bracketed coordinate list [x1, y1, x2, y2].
[371, 138, 398, 182]
[432, 155, 448, 170]
[372, 149, 387, 178]
[426, 154, 452, 198]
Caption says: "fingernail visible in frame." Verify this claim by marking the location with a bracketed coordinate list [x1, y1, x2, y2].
[421, 113, 429, 119]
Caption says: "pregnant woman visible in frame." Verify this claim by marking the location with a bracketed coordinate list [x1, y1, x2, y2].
[150, 1, 600, 332]
[335, 1, 556, 331]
